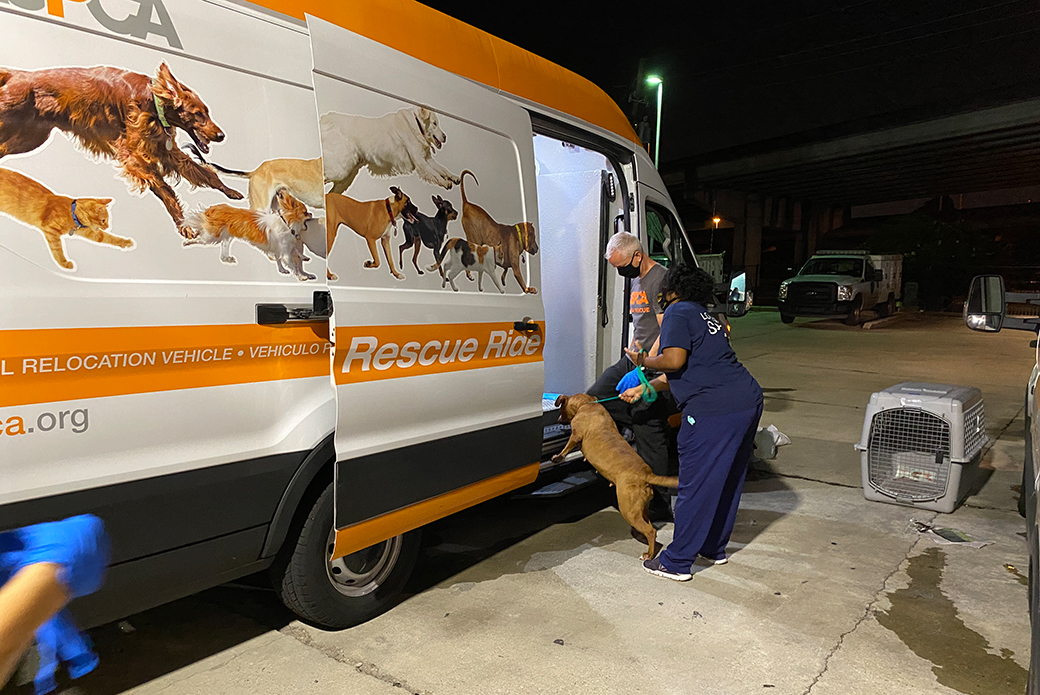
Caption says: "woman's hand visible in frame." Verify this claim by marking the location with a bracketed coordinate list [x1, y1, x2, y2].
[620, 385, 646, 403]
[623, 347, 645, 367]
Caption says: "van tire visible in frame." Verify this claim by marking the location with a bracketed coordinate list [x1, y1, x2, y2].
[275, 481, 421, 629]
[780, 312, 795, 324]
[844, 297, 863, 326]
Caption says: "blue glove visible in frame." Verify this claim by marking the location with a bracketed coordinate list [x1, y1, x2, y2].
[0, 515, 109, 695]
[34, 610, 99, 695]
[615, 368, 643, 393]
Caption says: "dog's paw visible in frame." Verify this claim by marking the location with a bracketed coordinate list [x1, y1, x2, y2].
[220, 256, 237, 265]
[327, 271, 338, 281]
[526, 287, 539, 294]
[551, 454, 564, 464]
[116, 237, 135, 249]
[225, 188, 245, 200]
[364, 261, 377, 268]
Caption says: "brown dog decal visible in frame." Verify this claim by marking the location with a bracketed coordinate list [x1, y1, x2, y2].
[325, 186, 417, 280]
[459, 170, 538, 294]
[553, 393, 679, 560]
[0, 63, 243, 237]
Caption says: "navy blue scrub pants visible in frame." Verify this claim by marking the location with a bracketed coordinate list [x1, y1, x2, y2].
[660, 402, 763, 574]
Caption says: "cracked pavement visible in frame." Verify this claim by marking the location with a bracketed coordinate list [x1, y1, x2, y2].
[2, 311, 1031, 695]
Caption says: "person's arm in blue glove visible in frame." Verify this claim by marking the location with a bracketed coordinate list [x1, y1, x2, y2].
[0, 563, 68, 688]
[0, 515, 109, 693]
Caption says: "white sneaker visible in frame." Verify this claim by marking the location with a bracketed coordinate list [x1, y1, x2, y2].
[701, 555, 728, 565]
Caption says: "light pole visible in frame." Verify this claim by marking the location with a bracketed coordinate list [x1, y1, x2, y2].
[646, 75, 663, 167]
[711, 216, 721, 254]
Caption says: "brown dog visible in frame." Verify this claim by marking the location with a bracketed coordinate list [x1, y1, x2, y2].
[552, 393, 678, 560]
[458, 170, 538, 294]
[325, 186, 417, 280]
[0, 63, 242, 237]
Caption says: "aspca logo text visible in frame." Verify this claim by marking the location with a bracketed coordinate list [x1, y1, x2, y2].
[0, 0, 182, 48]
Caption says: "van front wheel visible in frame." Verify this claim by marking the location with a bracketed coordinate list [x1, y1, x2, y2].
[275, 482, 421, 629]
[780, 312, 795, 324]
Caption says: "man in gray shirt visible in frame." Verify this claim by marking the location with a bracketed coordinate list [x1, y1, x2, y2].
[587, 232, 678, 519]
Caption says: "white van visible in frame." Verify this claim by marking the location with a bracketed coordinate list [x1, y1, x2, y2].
[0, 0, 725, 629]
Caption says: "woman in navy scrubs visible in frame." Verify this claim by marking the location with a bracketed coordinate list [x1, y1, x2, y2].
[622, 264, 762, 582]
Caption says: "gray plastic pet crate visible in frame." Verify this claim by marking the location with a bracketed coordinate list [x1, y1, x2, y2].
[855, 383, 989, 513]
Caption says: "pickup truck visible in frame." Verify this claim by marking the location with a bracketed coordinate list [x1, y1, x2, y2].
[778, 251, 902, 325]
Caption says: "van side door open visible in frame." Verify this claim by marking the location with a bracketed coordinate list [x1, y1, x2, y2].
[307, 18, 547, 560]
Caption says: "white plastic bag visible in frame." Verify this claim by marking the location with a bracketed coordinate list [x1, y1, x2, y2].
[753, 424, 791, 460]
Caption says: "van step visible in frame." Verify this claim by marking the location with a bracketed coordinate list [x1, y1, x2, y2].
[517, 469, 600, 498]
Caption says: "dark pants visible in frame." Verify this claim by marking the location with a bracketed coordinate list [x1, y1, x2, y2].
[661, 403, 763, 573]
[587, 356, 679, 480]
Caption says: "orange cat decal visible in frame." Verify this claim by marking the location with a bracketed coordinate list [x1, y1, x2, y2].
[0, 167, 130, 270]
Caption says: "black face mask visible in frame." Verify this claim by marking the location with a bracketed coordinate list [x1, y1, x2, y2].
[616, 253, 641, 279]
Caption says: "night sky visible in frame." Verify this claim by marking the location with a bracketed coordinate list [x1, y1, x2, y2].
[424, 1, 1040, 165]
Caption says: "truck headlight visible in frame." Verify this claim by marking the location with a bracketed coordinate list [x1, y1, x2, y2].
[837, 285, 854, 301]
[779, 281, 790, 300]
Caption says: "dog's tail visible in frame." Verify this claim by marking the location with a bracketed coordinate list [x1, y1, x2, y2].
[183, 143, 253, 177]
[645, 474, 679, 488]
[459, 170, 478, 204]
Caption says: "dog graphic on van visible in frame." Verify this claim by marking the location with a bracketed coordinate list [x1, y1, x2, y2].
[0, 62, 243, 237]
[325, 186, 417, 281]
[0, 167, 130, 270]
[431, 238, 504, 293]
[183, 188, 314, 281]
[184, 143, 325, 212]
[458, 170, 539, 294]
[399, 195, 456, 276]
[319, 107, 460, 194]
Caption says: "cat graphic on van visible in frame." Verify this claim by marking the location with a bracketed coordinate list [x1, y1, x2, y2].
[0, 167, 130, 270]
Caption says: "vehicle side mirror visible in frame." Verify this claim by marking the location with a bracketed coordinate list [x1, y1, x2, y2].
[964, 275, 1005, 332]
[726, 271, 752, 318]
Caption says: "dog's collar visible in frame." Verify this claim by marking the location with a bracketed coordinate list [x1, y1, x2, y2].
[414, 114, 426, 139]
[153, 93, 172, 130]
[385, 198, 397, 229]
[70, 200, 87, 234]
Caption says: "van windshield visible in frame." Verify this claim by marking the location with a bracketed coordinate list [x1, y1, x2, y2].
[799, 258, 863, 277]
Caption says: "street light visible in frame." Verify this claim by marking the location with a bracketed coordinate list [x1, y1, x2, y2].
[711, 216, 721, 253]
[646, 75, 663, 167]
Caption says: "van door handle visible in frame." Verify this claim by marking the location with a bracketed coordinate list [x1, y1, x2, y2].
[513, 318, 540, 333]
[257, 292, 332, 325]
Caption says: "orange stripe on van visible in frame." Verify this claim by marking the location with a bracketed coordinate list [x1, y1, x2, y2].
[332, 462, 539, 560]
[333, 321, 544, 385]
[0, 324, 331, 409]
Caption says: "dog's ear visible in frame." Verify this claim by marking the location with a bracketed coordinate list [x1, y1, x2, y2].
[390, 186, 403, 200]
[152, 62, 181, 105]
[554, 395, 567, 409]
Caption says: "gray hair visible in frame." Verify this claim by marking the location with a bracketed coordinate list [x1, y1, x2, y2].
[605, 231, 643, 260]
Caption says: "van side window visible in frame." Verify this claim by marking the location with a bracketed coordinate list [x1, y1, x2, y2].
[645, 202, 692, 268]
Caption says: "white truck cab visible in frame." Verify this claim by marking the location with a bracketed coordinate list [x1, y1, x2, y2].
[778, 250, 902, 325]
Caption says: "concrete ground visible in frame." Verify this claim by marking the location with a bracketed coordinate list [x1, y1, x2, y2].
[5, 311, 1033, 695]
